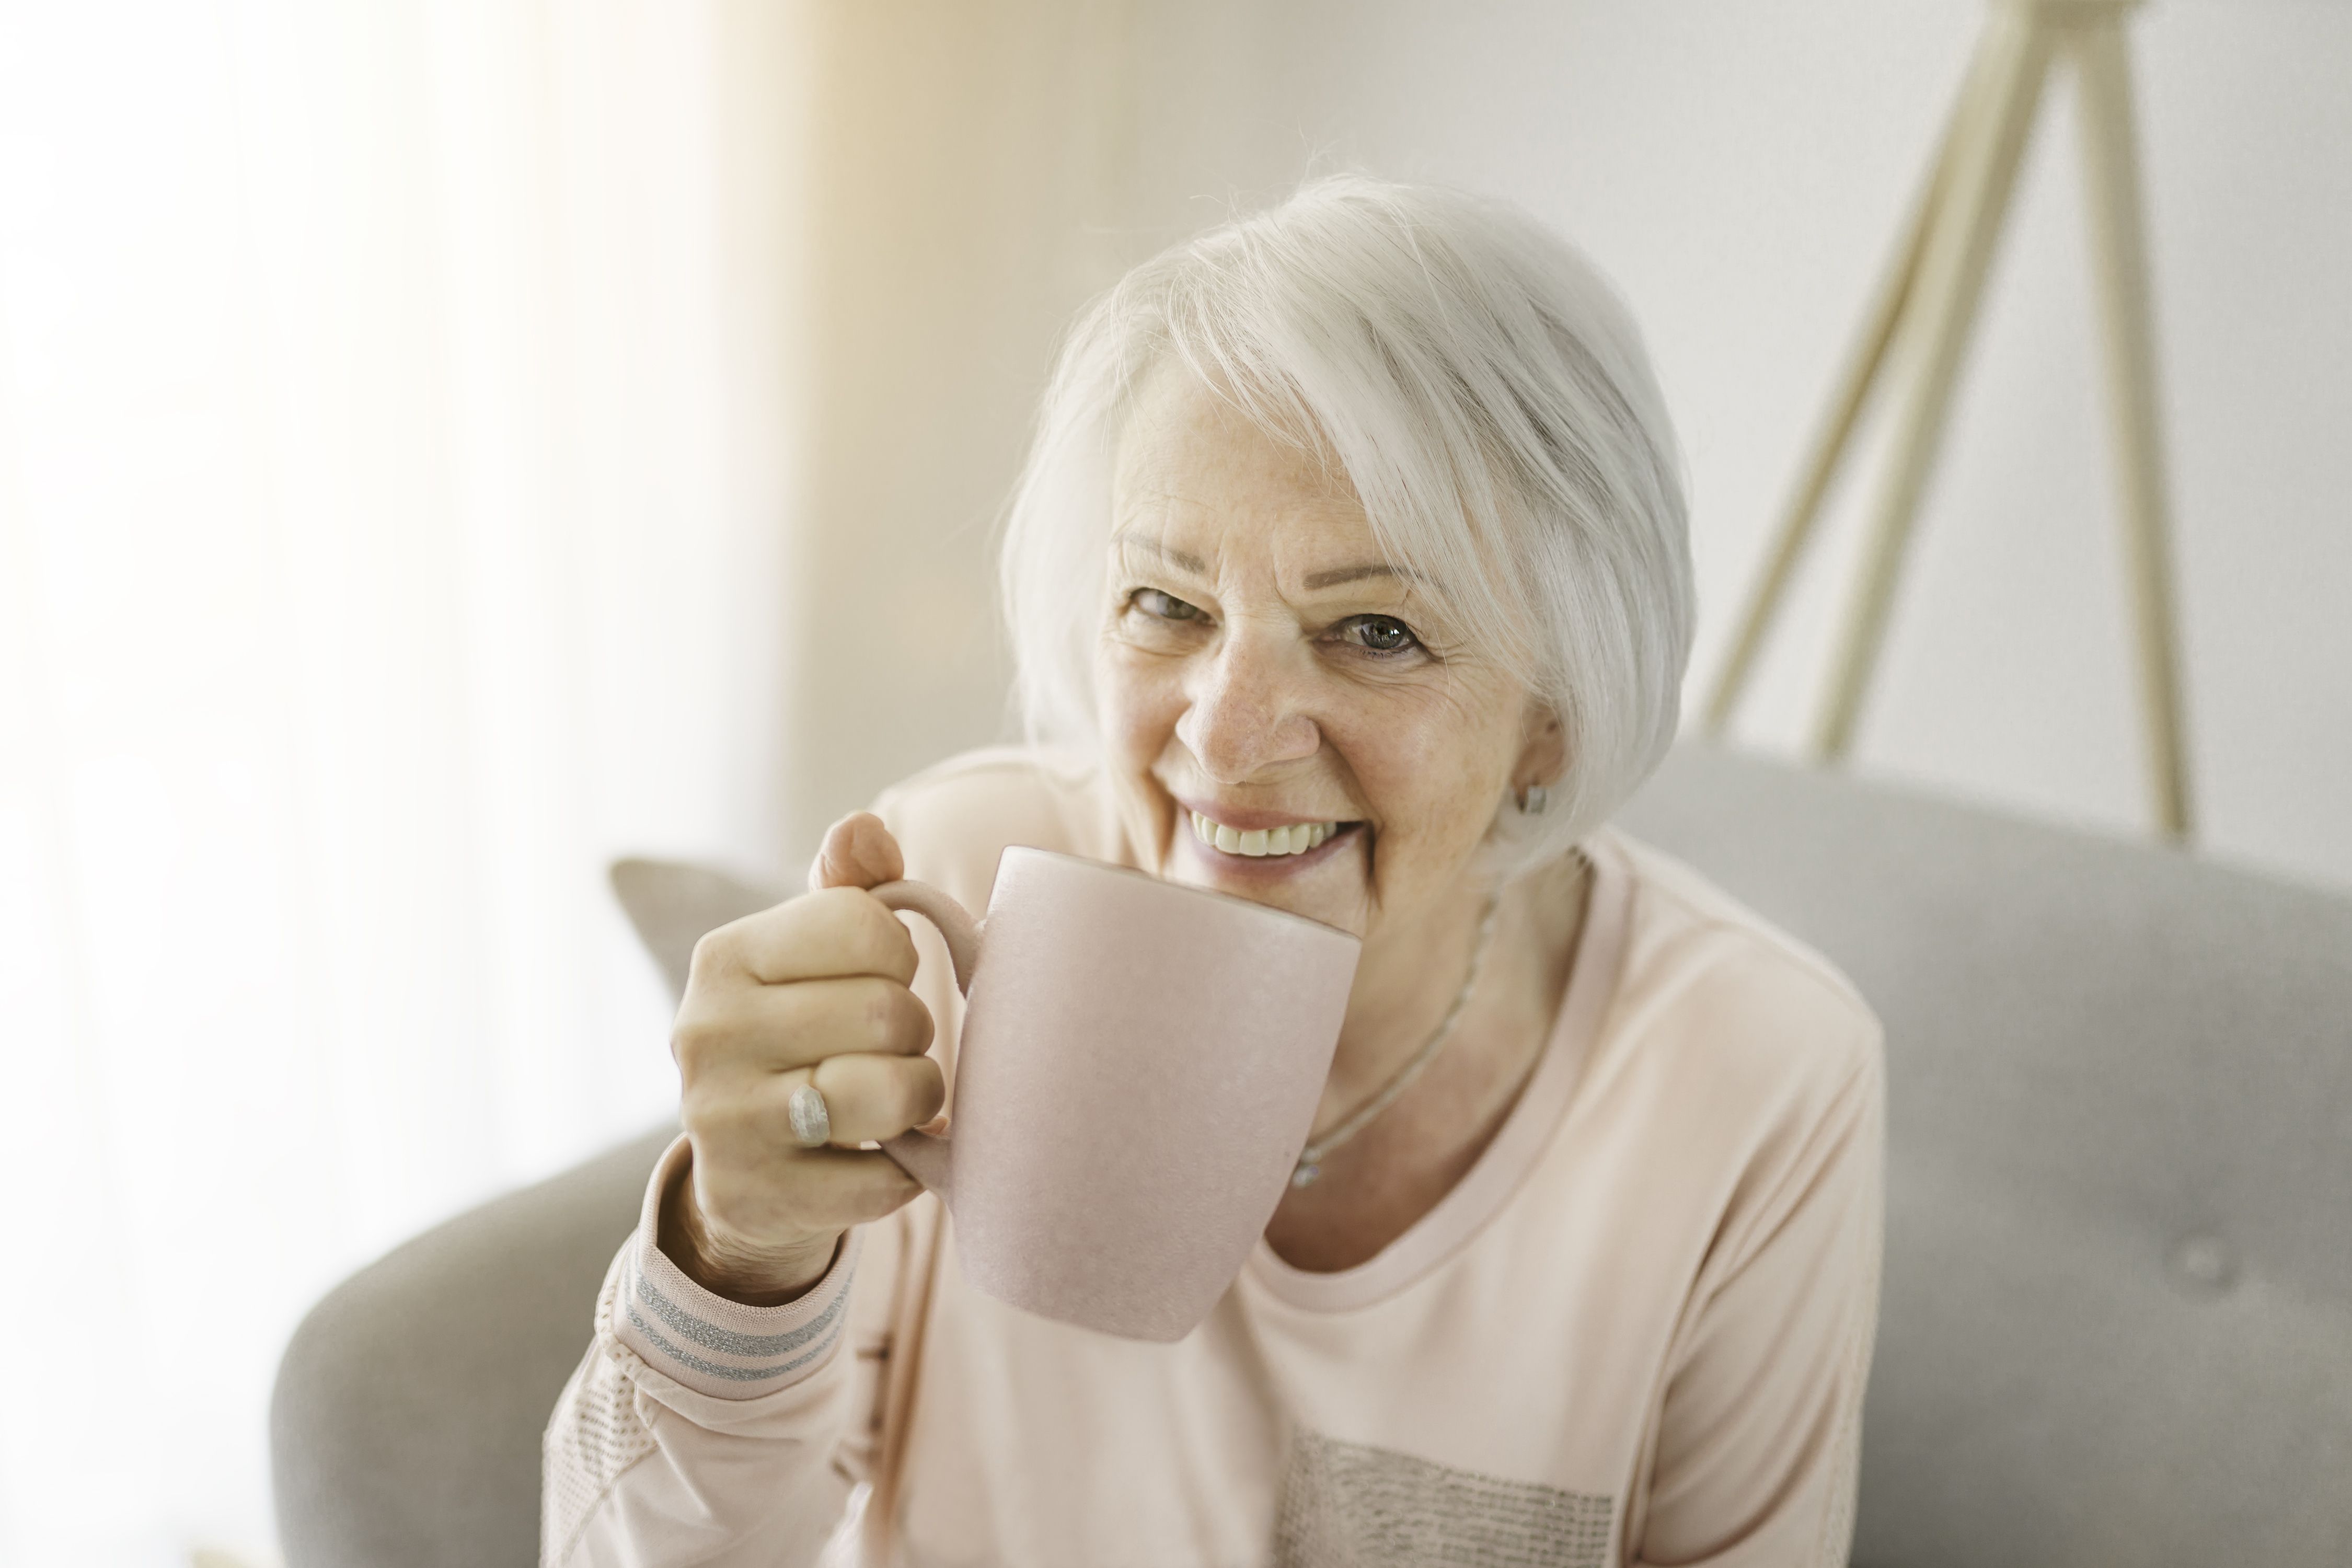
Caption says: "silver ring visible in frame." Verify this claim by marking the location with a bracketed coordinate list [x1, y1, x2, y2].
[786, 1080, 833, 1148]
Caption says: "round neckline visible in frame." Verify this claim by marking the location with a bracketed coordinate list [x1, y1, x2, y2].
[1242, 831, 1634, 1314]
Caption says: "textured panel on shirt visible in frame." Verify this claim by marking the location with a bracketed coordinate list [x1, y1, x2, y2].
[1273, 1430, 1613, 1568]
[542, 1343, 656, 1567]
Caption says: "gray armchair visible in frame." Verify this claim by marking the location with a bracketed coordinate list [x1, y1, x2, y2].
[270, 744, 2352, 1565]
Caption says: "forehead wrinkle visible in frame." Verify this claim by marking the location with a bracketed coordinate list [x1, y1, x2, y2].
[1109, 528, 1208, 575]
[1110, 407, 1444, 602]
[1113, 526, 1447, 608]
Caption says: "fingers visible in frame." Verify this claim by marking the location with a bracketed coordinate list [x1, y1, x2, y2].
[690, 1143, 925, 1244]
[682, 1048, 942, 1150]
[693, 884, 918, 989]
[665, 806, 936, 1274]
[804, 1052, 946, 1146]
[674, 972, 935, 1076]
[809, 811, 905, 893]
[681, 1056, 943, 1236]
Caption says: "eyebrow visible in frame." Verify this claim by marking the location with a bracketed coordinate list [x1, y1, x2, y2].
[1113, 534, 1207, 574]
[1301, 562, 1403, 590]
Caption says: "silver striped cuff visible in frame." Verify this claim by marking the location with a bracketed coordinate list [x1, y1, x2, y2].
[615, 1134, 860, 1400]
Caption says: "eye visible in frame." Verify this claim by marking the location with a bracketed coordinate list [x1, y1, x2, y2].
[1132, 588, 1208, 622]
[1336, 615, 1422, 655]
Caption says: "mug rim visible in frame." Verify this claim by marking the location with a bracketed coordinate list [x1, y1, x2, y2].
[996, 844, 1362, 944]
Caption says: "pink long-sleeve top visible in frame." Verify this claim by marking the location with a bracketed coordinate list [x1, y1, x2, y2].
[544, 748, 1886, 1567]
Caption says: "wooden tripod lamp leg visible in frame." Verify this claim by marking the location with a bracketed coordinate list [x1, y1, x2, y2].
[1812, 4, 2058, 760]
[1702, 32, 2002, 735]
[2071, 13, 2194, 840]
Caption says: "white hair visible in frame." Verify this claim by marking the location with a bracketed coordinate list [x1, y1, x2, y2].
[998, 175, 1693, 864]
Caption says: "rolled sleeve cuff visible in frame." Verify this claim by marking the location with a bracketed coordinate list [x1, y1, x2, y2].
[611, 1134, 861, 1401]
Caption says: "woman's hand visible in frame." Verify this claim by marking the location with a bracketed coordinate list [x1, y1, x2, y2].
[658, 812, 946, 1305]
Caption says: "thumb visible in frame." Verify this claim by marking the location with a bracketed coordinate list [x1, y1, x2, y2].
[808, 811, 907, 892]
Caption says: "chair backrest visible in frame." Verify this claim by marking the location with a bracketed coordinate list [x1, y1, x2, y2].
[1616, 745, 2352, 1567]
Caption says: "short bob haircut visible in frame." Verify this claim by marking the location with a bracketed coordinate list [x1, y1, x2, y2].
[999, 175, 1693, 866]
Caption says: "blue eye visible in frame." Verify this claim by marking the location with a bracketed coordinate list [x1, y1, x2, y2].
[1343, 616, 1420, 654]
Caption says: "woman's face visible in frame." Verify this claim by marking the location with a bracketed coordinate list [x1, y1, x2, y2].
[1097, 370, 1555, 942]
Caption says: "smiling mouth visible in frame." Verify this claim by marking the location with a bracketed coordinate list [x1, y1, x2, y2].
[1187, 811, 1359, 859]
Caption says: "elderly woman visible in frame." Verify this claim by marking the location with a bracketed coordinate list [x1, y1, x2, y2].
[545, 177, 1883, 1568]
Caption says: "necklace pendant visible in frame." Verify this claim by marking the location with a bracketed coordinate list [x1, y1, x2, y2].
[1290, 1162, 1321, 1189]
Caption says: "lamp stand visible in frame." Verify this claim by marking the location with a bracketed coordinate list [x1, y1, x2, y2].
[1704, 0, 2193, 843]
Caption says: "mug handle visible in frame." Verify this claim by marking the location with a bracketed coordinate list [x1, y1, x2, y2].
[866, 879, 982, 1202]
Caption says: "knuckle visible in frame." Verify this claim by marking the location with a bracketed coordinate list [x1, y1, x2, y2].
[866, 979, 931, 1053]
[672, 995, 755, 1075]
[820, 977, 889, 1055]
[868, 1055, 915, 1120]
[859, 982, 909, 1051]
[793, 887, 918, 983]
[671, 1008, 723, 1074]
[904, 989, 937, 1053]
[903, 1057, 947, 1123]
[841, 893, 918, 979]
[686, 922, 740, 985]
[861, 1056, 942, 1135]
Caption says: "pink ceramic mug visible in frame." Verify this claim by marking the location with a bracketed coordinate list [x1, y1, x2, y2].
[867, 847, 1361, 1342]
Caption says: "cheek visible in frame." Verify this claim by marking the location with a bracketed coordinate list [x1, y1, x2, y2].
[1331, 688, 1516, 850]
[1096, 643, 1186, 767]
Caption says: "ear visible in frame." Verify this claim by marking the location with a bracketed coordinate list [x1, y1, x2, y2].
[1513, 702, 1566, 791]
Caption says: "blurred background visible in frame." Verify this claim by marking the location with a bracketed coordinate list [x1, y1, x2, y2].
[1, 1, 2346, 1562]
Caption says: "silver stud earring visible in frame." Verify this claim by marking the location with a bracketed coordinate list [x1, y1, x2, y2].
[1515, 783, 1549, 816]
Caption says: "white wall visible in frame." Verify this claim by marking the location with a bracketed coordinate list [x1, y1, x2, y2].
[788, 0, 2352, 896]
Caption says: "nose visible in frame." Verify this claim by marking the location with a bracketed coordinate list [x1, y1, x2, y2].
[1174, 626, 1320, 782]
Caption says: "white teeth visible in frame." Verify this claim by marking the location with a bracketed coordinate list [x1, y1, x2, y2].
[1189, 811, 1343, 858]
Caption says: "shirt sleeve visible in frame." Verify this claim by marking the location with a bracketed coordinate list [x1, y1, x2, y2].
[540, 1135, 890, 1568]
[1634, 1011, 1887, 1567]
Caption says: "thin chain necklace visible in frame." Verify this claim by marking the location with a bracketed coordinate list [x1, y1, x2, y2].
[1290, 886, 1503, 1189]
